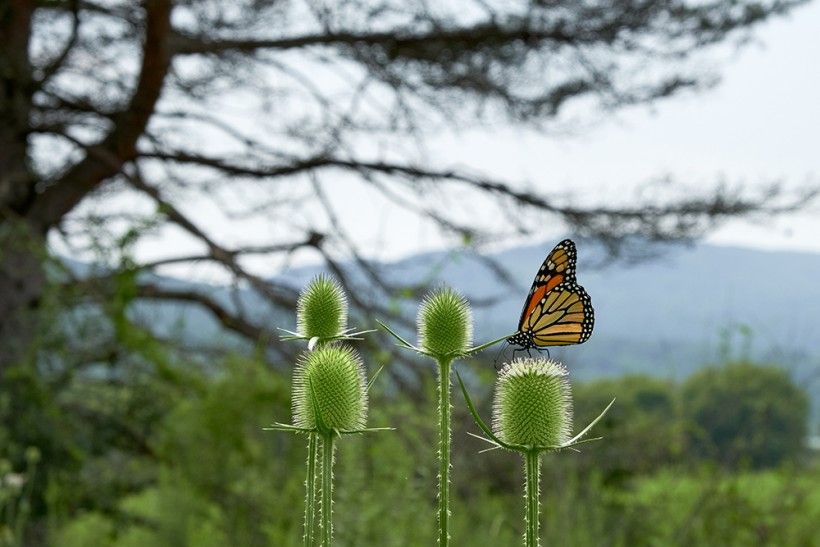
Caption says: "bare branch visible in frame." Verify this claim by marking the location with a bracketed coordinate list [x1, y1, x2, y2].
[127, 169, 301, 310]
[36, 0, 81, 87]
[138, 234, 325, 270]
[138, 147, 815, 246]
[27, 0, 173, 231]
[136, 281, 272, 347]
[171, 3, 796, 57]
[171, 22, 582, 55]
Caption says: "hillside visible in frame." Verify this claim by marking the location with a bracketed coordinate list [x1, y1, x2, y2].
[276, 242, 818, 376]
[129, 241, 820, 421]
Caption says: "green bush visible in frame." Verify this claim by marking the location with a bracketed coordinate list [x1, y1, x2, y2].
[682, 362, 809, 468]
[7, 263, 815, 545]
[612, 467, 820, 546]
[3, 345, 810, 546]
[573, 375, 683, 480]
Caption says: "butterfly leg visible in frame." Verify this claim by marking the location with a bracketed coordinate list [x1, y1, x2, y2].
[510, 346, 524, 363]
[493, 342, 508, 371]
[533, 346, 551, 360]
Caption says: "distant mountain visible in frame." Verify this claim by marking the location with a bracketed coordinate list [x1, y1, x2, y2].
[281, 241, 819, 370]
[127, 241, 820, 422]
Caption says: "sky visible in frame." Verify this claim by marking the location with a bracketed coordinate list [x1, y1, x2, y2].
[57, 2, 820, 280]
[318, 1, 820, 261]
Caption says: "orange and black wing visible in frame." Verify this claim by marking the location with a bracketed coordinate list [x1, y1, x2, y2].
[508, 239, 594, 349]
[516, 239, 577, 331]
[524, 281, 594, 347]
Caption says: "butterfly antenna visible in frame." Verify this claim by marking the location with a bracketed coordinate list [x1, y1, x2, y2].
[493, 341, 510, 370]
[492, 341, 508, 371]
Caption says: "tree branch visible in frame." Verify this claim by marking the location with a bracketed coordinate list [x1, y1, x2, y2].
[170, 3, 800, 58]
[128, 171, 301, 310]
[36, 0, 81, 87]
[27, 0, 172, 231]
[139, 144, 818, 251]
[135, 281, 272, 346]
[137, 234, 325, 270]
[171, 23, 577, 56]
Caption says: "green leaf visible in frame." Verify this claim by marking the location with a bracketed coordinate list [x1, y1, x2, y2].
[375, 319, 416, 350]
[366, 364, 386, 393]
[338, 427, 396, 435]
[466, 334, 515, 355]
[561, 398, 615, 448]
[455, 370, 521, 451]
[262, 422, 315, 434]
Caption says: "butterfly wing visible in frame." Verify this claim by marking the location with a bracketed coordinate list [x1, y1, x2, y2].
[516, 239, 577, 331]
[509, 239, 594, 349]
[526, 281, 594, 346]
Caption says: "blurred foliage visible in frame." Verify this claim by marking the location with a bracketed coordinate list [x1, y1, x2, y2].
[613, 468, 820, 546]
[0, 303, 817, 545]
[573, 376, 684, 483]
[682, 362, 809, 469]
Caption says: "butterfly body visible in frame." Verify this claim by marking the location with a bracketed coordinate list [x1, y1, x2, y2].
[507, 239, 594, 351]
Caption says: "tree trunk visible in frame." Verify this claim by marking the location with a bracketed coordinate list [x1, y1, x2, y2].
[0, 0, 40, 373]
[0, 223, 46, 370]
[0, 0, 35, 211]
[0, 0, 173, 373]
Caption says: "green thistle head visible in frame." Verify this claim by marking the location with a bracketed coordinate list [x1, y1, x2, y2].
[417, 287, 472, 359]
[493, 358, 573, 449]
[292, 345, 367, 433]
[297, 274, 348, 340]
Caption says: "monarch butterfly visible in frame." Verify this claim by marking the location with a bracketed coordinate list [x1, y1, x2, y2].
[506, 239, 594, 352]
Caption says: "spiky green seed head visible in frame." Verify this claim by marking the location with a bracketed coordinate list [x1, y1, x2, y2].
[297, 274, 348, 340]
[292, 345, 367, 433]
[493, 358, 573, 449]
[417, 287, 472, 358]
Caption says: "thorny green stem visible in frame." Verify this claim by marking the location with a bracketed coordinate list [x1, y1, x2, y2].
[525, 450, 541, 547]
[304, 433, 318, 547]
[438, 357, 452, 546]
[321, 433, 335, 547]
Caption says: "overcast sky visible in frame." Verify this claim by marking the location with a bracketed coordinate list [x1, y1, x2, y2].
[67, 2, 820, 282]
[317, 1, 820, 261]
